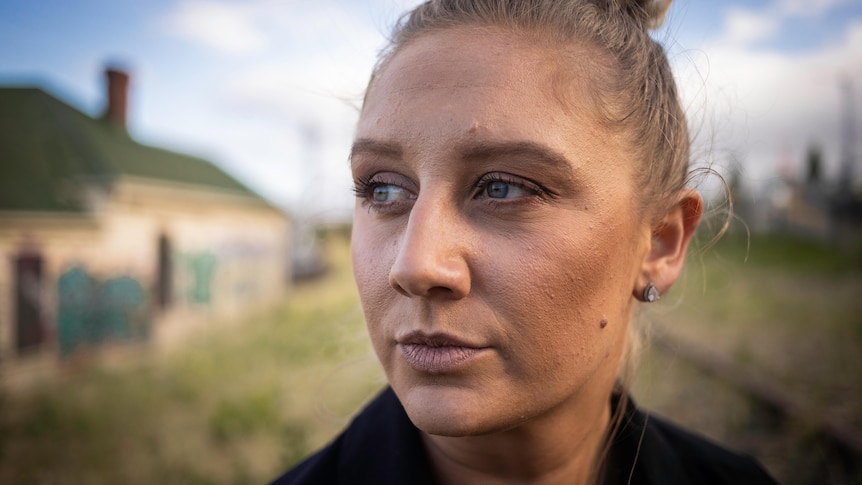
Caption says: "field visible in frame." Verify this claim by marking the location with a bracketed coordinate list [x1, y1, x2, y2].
[0, 231, 860, 484]
[634, 232, 862, 484]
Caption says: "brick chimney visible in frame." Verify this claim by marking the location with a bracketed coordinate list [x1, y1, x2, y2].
[104, 68, 130, 128]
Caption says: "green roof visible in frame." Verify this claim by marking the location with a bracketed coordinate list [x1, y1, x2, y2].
[0, 87, 267, 213]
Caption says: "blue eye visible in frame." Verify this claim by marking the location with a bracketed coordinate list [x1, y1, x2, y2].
[484, 180, 530, 199]
[372, 184, 408, 202]
[486, 181, 509, 199]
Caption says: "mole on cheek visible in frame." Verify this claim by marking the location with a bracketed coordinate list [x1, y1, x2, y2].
[469, 121, 481, 133]
[600, 317, 608, 329]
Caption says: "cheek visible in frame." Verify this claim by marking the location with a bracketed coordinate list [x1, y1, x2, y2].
[351, 216, 399, 347]
[484, 213, 640, 370]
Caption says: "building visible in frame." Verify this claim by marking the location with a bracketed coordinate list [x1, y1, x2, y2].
[0, 69, 290, 381]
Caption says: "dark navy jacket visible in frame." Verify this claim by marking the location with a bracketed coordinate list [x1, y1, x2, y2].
[271, 388, 778, 485]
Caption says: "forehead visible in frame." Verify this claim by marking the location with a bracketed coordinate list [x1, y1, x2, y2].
[356, 27, 630, 180]
[364, 28, 577, 119]
[377, 27, 559, 94]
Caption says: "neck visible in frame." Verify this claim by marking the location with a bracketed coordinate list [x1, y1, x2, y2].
[422, 388, 613, 485]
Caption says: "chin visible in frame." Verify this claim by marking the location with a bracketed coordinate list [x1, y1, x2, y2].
[396, 382, 518, 437]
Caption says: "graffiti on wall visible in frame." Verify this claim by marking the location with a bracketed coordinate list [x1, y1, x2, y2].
[179, 251, 217, 305]
[214, 241, 273, 303]
[176, 245, 271, 306]
[57, 267, 150, 356]
[50, 240, 278, 357]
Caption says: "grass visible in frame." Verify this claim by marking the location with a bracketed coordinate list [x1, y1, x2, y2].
[633, 230, 862, 484]
[647, 231, 862, 408]
[0, 233, 382, 485]
[0, 230, 859, 484]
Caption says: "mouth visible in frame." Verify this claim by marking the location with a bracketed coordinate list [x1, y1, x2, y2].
[396, 331, 486, 374]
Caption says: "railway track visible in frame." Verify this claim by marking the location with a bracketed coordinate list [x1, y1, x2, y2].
[649, 325, 862, 483]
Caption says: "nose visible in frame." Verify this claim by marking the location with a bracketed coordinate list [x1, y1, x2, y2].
[388, 198, 471, 300]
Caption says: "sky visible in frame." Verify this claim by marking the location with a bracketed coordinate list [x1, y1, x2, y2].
[1, 0, 861, 220]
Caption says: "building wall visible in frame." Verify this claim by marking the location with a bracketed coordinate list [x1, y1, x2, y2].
[0, 214, 103, 362]
[0, 177, 290, 369]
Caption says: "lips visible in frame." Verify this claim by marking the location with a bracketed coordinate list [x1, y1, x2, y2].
[396, 332, 485, 374]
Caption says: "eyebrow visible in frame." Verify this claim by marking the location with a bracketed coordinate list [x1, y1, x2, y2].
[349, 138, 402, 163]
[460, 141, 577, 184]
[349, 138, 578, 189]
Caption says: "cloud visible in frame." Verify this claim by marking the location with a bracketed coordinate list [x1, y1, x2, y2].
[214, 2, 386, 128]
[151, 1, 410, 210]
[676, 16, 862, 185]
[720, 7, 780, 47]
[715, 0, 858, 47]
[775, 0, 854, 17]
[163, 0, 266, 54]
[161, 0, 410, 56]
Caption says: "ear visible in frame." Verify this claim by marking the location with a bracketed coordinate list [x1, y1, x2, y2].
[635, 189, 703, 298]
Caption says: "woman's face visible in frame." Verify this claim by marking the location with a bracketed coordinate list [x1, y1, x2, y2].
[351, 27, 652, 436]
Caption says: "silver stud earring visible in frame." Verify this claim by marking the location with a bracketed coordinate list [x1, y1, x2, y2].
[643, 282, 661, 302]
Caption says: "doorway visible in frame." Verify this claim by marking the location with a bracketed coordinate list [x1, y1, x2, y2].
[15, 252, 45, 352]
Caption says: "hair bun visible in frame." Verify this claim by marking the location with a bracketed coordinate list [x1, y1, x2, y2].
[619, 0, 672, 30]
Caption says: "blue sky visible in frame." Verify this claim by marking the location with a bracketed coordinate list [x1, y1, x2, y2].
[1, 0, 861, 217]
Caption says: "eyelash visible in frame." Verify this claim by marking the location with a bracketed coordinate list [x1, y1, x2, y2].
[351, 173, 399, 200]
[351, 174, 376, 199]
[352, 174, 410, 213]
[474, 173, 548, 200]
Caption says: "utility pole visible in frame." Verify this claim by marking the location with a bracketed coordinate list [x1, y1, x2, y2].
[839, 76, 856, 195]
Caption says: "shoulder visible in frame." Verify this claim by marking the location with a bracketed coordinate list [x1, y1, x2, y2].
[269, 387, 435, 485]
[611, 394, 778, 485]
[270, 431, 343, 485]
